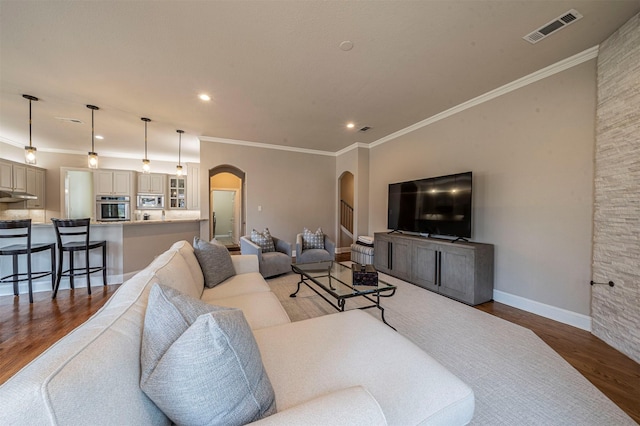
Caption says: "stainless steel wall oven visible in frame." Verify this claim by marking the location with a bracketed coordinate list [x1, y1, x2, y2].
[96, 196, 130, 221]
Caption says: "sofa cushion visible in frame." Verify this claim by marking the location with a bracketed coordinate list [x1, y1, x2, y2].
[251, 228, 275, 253]
[153, 249, 203, 299]
[141, 284, 276, 426]
[254, 310, 475, 426]
[171, 240, 205, 291]
[193, 237, 236, 288]
[302, 227, 324, 250]
[202, 271, 271, 299]
[249, 386, 387, 426]
[203, 291, 291, 330]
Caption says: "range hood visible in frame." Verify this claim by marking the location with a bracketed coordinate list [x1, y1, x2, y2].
[0, 190, 38, 203]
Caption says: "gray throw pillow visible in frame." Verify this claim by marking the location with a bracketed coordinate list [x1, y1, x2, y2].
[140, 284, 277, 426]
[193, 237, 236, 288]
[303, 227, 324, 250]
[251, 228, 275, 253]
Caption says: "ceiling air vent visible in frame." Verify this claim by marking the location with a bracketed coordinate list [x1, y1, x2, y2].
[359, 126, 371, 132]
[523, 9, 583, 44]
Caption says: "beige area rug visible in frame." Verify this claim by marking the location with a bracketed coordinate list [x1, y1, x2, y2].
[267, 269, 637, 425]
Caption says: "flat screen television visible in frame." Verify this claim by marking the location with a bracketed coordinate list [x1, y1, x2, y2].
[387, 171, 472, 238]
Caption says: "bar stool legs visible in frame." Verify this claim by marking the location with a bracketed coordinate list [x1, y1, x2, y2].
[51, 218, 107, 299]
[1, 219, 56, 304]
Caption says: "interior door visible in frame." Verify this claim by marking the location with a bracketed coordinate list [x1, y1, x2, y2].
[211, 189, 237, 241]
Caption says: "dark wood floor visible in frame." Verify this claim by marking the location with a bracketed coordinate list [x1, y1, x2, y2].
[1, 258, 638, 423]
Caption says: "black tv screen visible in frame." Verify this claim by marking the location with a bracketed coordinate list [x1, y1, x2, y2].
[387, 171, 472, 238]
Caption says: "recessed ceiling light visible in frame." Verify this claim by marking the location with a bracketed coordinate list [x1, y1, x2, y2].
[198, 94, 211, 101]
[96, 135, 104, 140]
[339, 41, 354, 51]
[346, 122, 355, 129]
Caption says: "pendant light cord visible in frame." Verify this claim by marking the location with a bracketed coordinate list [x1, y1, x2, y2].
[91, 108, 95, 152]
[28, 99, 33, 148]
[144, 121, 148, 158]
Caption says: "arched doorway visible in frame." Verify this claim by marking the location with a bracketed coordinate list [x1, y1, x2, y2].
[209, 165, 246, 249]
[338, 171, 355, 251]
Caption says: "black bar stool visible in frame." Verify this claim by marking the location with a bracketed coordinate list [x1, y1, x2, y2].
[51, 218, 107, 299]
[0, 219, 56, 303]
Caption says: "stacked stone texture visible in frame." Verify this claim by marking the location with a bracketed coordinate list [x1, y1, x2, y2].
[593, 14, 640, 363]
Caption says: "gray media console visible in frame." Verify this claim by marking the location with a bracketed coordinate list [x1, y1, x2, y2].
[373, 232, 494, 305]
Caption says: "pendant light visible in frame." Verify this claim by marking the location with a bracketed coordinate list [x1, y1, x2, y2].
[87, 105, 99, 169]
[23, 94, 39, 165]
[176, 129, 184, 176]
[141, 117, 151, 173]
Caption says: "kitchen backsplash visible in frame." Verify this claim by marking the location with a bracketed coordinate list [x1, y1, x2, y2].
[0, 208, 46, 223]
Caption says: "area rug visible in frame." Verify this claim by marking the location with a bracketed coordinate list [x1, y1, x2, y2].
[267, 269, 637, 425]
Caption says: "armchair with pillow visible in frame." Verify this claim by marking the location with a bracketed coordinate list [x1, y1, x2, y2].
[240, 228, 292, 278]
[295, 227, 336, 264]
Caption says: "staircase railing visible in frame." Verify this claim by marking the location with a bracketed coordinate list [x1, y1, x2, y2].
[340, 200, 353, 235]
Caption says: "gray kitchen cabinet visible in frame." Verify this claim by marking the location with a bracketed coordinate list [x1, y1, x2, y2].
[168, 176, 186, 209]
[186, 163, 199, 210]
[25, 167, 45, 209]
[0, 161, 45, 209]
[138, 173, 166, 195]
[374, 232, 494, 305]
[95, 170, 133, 196]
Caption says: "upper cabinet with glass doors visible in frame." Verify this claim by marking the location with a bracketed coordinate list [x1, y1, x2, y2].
[169, 176, 186, 209]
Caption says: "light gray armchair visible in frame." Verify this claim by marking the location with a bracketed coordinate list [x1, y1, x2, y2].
[240, 235, 292, 278]
[295, 233, 335, 264]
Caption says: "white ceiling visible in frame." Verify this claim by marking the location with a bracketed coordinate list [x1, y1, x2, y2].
[1, 1, 639, 164]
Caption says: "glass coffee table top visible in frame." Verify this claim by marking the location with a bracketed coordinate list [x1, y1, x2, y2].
[290, 261, 396, 329]
[291, 261, 395, 297]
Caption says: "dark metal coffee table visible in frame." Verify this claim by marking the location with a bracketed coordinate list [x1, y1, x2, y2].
[290, 261, 397, 329]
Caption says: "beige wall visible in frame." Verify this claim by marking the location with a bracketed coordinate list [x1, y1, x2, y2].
[336, 146, 370, 240]
[368, 61, 597, 319]
[593, 14, 640, 363]
[199, 141, 336, 247]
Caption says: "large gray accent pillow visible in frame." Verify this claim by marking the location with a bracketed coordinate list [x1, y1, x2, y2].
[193, 237, 236, 288]
[140, 284, 277, 426]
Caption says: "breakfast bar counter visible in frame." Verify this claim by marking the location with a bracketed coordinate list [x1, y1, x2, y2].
[0, 219, 204, 297]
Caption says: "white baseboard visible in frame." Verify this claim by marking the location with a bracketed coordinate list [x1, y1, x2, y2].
[493, 289, 592, 332]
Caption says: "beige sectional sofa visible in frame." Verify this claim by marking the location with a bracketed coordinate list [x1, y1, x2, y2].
[0, 240, 474, 425]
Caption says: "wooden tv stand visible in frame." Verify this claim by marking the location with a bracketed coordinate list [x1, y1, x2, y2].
[373, 232, 494, 305]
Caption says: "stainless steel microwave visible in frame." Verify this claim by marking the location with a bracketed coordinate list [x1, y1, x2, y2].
[96, 196, 130, 221]
[137, 194, 165, 209]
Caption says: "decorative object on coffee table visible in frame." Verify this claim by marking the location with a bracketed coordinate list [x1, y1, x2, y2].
[352, 263, 378, 286]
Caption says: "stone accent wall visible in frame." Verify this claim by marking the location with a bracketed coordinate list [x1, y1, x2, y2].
[593, 14, 640, 363]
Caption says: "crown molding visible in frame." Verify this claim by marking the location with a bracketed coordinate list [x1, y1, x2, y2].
[335, 142, 369, 157]
[199, 135, 336, 157]
[369, 45, 599, 149]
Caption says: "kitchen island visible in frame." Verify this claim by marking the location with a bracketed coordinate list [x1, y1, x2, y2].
[0, 219, 204, 297]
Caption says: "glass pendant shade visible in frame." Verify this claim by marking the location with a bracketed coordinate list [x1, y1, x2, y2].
[23, 94, 39, 165]
[176, 129, 184, 176]
[88, 152, 99, 169]
[87, 105, 99, 169]
[141, 117, 151, 173]
[24, 146, 37, 165]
